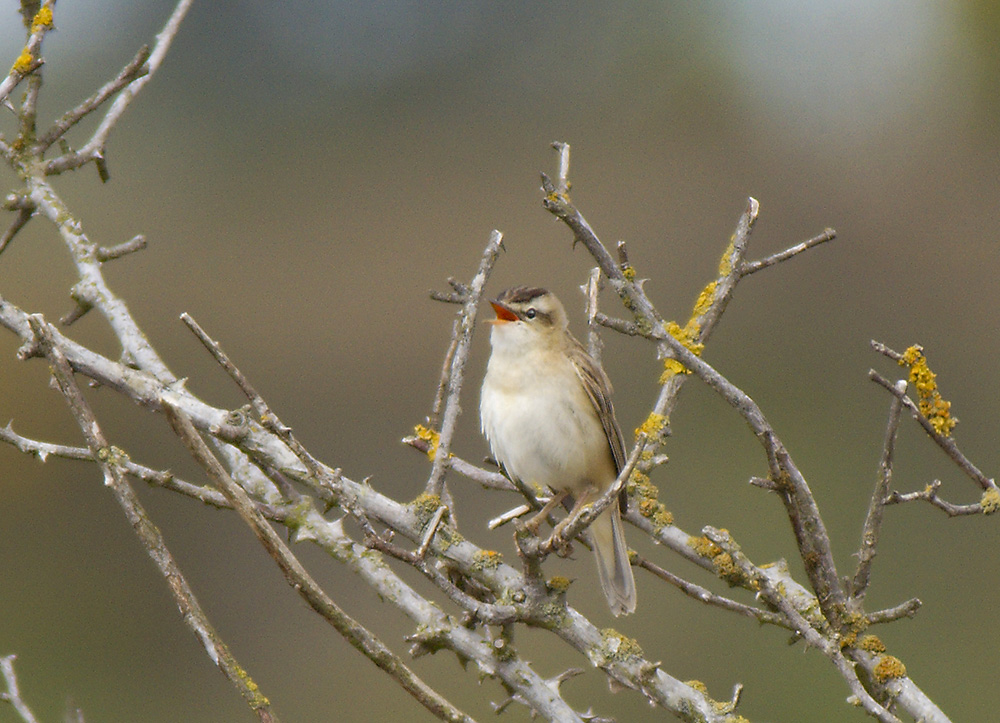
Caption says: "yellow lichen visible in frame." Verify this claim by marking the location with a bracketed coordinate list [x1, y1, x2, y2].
[981, 488, 1000, 515]
[409, 493, 443, 523]
[629, 473, 673, 529]
[600, 629, 643, 661]
[859, 635, 886, 654]
[689, 534, 722, 559]
[691, 280, 718, 320]
[547, 575, 572, 593]
[873, 654, 906, 682]
[412, 424, 441, 460]
[622, 264, 636, 281]
[898, 345, 957, 437]
[634, 412, 668, 439]
[11, 49, 34, 75]
[659, 357, 689, 383]
[718, 237, 737, 277]
[685, 679, 709, 694]
[472, 549, 503, 571]
[31, 5, 53, 32]
[664, 320, 705, 357]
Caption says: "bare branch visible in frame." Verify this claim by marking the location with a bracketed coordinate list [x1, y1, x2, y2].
[582, 266, 603, 362]
[851, 378, 907, 607]
[551, 140, 571, 195]
[43, 0, 195, 175]
[703, 527, 902, 723]
[0, 655, 41, 723]
[163, 405, 478, 723]
[96, 234, 148, 261]
[634, 555, 790, 629]
[739, 228, 836, 275]
[0, 421, 293, 514]
[870, 368, 997, 493]
[35, 46, 151, 154]
[885, 480, 984, 516]
[25, 315, 278, 722]
[866, 598, 923, 625]
[0, 2, 53, 109]
[403, 436, 515, 491]
[425, 229, 504, 495]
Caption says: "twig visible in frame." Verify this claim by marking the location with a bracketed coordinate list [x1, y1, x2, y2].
[870, 369, 997, 492]
[866, 598, 922, 625]
[582, 266, 603, 362]
[162, 405, 479, 723]
[35, 46, 151, 154]
[355, 513, 519, 626]
[739, 228, 836, 275]
[0, 1, 53, 109]
[850, 378, 907, 607]
[0, 655, 40, 723]
[884, 480, 983, 516]
[25, 174, 176, 380]
[703, 527, 901, 723]
[551, 140, 571, 196]
[25, 315, 278, 723]
[403, 436, 515, 491]
[43, 0, 195, 175]
[96, 234, 147, 261]
[487, 503, 533, 530]
[425, 229, 504, 496]
[427, 318, 460, 428]
[634, 555, 790, 629]
[0, 421, 294, 516]
[179, 312, 345, 513]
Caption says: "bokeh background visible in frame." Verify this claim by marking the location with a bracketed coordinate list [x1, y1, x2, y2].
[2, 2, 999, 721]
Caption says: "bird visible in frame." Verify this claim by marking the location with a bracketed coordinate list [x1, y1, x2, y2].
[480, 285, 636, 616]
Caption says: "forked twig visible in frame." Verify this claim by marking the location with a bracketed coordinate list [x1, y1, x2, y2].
[425, 229, 504, 496]
[25, 315, 278, 722]
[163, 405, 478, 723]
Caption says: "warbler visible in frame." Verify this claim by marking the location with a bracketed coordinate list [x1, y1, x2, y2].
[480, 286, 636, 615]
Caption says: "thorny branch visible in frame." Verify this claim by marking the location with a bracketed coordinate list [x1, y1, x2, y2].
[163, 405, 478, 723]
[538, 142, 963, 722]
[21, 314, 278, 723]
[0, 4, 993, 718]
[425, 229, 505, 497]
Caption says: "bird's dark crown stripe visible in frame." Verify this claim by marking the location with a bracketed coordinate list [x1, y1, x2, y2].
[499, 286, 548, 304]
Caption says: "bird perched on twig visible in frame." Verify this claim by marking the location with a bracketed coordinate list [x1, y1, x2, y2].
[480, 285, 636, 616]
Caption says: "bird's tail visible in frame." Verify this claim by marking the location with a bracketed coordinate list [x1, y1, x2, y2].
[591, 505, 637, 616]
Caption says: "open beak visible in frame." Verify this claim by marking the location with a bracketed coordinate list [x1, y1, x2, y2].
[488, 300, 519, 324]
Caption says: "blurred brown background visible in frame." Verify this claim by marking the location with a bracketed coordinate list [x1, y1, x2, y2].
[1, 2, 999, 721]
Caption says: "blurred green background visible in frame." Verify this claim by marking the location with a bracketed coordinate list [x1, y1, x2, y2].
[2, 1, 999, 721]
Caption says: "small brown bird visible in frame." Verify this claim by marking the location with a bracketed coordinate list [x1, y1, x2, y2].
[479, 286, 636, 615]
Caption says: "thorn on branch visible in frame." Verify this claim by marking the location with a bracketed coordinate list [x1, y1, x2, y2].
[0, 206, 32, 258]
[94, 151, 110, 182]
[59, 299, 93, 327]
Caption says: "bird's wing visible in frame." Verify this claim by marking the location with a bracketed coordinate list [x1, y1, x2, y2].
[568, 339, 628, 476]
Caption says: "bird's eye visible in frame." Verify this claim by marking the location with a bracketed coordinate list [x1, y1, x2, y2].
[524, 308, 536, 320]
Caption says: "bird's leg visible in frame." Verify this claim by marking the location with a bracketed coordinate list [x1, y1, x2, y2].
[521, 489, 569, 535]
[550, 489, 596, 552]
